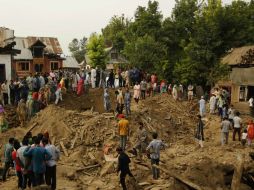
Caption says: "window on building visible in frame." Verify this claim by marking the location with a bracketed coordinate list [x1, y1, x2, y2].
[34, 64, 43, 73]
[239, 86, 247, 101]
[33, 47, 44, 58]
[111, 53, 118, 60]
[51, 62, 59, 70]
[18, 62, 29, 71]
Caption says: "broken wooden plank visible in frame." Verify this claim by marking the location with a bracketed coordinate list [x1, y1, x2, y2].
[80, 126, 86, 141]
[26, 122, 38, 133]
[76, 164, 100, 172]
[88, 152, 96, 160]
[104, 116, 114, 119]
[60, 141, 69, 157]
[138, 182, 151, 186]
[82, 171, 92, 176]
[231, 154, 245, 190]
[140, 117, 155, 132]
[153, 165, 203, 190]
[71, 133, 78, 149]
[51, 137, 56, 145]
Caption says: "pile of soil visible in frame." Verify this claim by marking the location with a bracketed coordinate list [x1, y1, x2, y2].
[59, 88, 116, 113]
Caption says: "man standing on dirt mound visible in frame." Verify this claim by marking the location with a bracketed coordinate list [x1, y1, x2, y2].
[116, 147, 135, 190]
[146, 132, 166, 180]
[118, 114, 129, 151]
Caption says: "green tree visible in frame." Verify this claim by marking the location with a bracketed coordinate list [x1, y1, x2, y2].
[130, 0, 163, 40]
[68, 36, 87, 63]
[86, 33, 107, 69]
[123, 35, 166, 73]
[102, 15, 130, 51]
[173, 0, 227, 86]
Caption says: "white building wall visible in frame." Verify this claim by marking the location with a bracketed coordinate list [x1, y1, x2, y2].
[0, 54, 12, 81]
[0, 54, 12, 104]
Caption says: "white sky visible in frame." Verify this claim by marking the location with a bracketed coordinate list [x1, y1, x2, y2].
[0, 0, 233, 54]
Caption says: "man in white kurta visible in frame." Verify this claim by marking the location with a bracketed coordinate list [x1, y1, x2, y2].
[91, 68, 97, 89]
[199, 96, 206, 117]
[172, 85, 178, 101]
[209, 94, 216, 114]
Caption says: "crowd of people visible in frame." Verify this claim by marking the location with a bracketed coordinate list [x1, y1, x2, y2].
[2, 131, 59, 190]
[195, 87, 254, 149]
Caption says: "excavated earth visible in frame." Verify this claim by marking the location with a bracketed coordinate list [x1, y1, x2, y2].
[0, 89, 253, 190]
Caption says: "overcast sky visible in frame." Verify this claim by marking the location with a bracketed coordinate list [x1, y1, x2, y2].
[0, 0, 233, 55]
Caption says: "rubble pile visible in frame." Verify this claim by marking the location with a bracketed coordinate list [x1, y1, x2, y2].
[4, 106, 19, 129]
[21, 93, 199, 190]
[1, 91, 254, 190]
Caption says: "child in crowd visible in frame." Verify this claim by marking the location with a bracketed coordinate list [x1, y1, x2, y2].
[241, 129, 248, 146]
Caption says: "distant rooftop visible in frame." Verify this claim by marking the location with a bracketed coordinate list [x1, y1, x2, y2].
[222, 45, 254, 65]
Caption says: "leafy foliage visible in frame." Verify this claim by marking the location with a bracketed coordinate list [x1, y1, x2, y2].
[68, 37, 87, 63]
[86, 33, 107, 69]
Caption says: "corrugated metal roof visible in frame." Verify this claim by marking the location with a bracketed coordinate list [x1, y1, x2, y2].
[13, 36, 63, 60]
[27, 36, 63, 54]
[14, 37, 33, 60]
[222, 45, 254, 65]
[63, 56, 79, 68]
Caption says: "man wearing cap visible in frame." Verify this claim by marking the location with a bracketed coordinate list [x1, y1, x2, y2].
[118, 115, 129, 151]
[116, 147, 134, 190]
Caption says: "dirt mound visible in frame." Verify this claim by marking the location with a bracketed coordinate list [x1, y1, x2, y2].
[59, 88, 116, 113]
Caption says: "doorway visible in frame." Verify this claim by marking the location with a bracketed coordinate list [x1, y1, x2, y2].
[248, 86, 254, 99]
[0, 64, 6, 83]
[34, 64, 43, 73]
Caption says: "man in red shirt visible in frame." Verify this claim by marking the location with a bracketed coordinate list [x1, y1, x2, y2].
[12, 139, 22, 189]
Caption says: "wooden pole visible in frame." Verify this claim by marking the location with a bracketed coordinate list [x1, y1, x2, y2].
[60, 141, 69, 157]
[26, 122, 38, 133]
[231, 154, 245, 190]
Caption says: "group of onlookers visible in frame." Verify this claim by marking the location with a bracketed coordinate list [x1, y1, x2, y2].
[2, 132, 60, 189]
[195, 87, 254, 149]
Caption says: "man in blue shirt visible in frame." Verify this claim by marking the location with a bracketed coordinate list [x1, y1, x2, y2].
[146, 133, 166, 180]
[24, 137, 51, 186]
